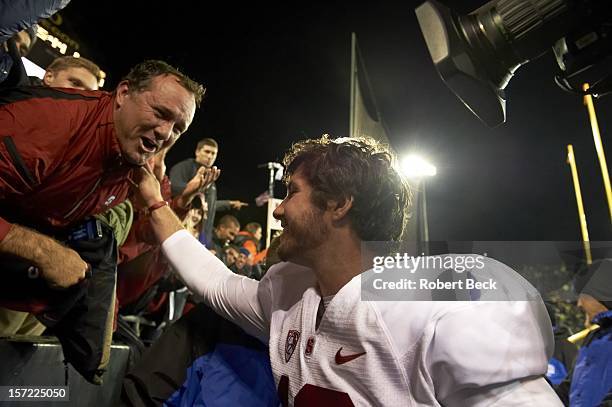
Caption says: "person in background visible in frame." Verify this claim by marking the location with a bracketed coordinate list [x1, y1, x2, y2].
[233, 222, 267, 265]
[40, 55, 101, 90]
[169, 138, 247, 246]
[208, 215, 240, 257]
[182, 207, 204, 239]
[222, 245, 240, 268]
[556, 259, 612, 406]
[545, 302, 578, 389]
[230, 247, 259, 279]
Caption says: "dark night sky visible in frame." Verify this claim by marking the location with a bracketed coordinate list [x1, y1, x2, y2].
[59, 0, 612, 242]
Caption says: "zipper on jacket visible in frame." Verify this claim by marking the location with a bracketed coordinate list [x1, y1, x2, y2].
[63, 177, 103, 220]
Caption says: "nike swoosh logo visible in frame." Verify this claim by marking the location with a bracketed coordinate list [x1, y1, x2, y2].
[335, 347, 366, 365]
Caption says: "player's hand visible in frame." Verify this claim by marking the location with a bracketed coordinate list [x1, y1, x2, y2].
[229, 200, 249, 210]
[133, 165, 164, 207]
[152, 148, 169, 182]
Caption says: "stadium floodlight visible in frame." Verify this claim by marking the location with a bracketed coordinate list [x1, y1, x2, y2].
[415, 0, 612, 127]
[401, 155, 437, 179]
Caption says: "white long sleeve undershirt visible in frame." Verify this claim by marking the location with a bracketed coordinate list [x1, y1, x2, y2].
[161, 229, 270, 341]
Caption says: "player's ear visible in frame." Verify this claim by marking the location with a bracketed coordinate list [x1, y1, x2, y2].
[328, 196, 353, 221]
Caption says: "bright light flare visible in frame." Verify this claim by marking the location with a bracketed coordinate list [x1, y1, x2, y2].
[21, 57, 45, 79]
[401, 155, 437, 179]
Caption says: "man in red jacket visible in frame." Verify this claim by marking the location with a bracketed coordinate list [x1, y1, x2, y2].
[0, 59, 204, 295]
[0, 54, 101, 336]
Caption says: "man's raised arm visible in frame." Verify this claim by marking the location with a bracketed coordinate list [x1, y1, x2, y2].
[134, 166, 270, 341]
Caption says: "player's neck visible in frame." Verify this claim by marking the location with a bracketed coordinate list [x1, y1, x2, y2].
[311, 230, 363, 297]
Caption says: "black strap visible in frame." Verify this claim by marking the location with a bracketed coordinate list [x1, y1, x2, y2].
[2, 136, 37, 188]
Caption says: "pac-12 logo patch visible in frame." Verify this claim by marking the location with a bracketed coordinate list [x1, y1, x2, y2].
[285, 330, 300, 362]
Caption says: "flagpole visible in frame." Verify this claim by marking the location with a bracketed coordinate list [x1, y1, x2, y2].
[266, 200, 273, 249]
[567, 144, 592, 265]
[583, 83, 612, 223]
[264, 163, 277, 249]
[350, 32, 357, 138]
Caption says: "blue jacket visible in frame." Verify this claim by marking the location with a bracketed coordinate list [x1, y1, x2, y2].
[547, 325, 578, 386]
[570, 310, 612, 406]
[0, 0, 70, 43]
[0, 0, 71, 85]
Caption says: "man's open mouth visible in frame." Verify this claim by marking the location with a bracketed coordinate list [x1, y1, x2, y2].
[141, 137, 158, 153]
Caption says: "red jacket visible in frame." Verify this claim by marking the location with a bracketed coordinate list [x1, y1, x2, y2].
[0, 86, 136, 239]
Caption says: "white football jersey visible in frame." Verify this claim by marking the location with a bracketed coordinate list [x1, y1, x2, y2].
[162, 230, 563, 406]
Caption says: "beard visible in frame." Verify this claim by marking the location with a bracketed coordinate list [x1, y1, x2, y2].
[277, 206, 328, 264]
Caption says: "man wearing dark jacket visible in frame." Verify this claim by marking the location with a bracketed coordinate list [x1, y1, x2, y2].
[169, 138, 247, 246]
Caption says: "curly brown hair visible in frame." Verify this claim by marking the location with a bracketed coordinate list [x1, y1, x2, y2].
[121, 60, 206, 107]
[282, 135, 411, 241]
